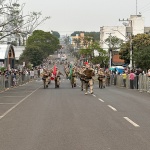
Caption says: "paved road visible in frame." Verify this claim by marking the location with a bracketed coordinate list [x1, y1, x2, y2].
[0, 65, 150, 150]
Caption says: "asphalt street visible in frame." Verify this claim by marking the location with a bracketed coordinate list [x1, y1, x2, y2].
[0, 64, 150, 150]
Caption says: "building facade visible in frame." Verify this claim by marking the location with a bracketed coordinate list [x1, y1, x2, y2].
[100, 15, 150, 50]
[100, 15, 150, 66]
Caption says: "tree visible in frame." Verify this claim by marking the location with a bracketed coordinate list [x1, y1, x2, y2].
[51, 30, 60, 39]
[133, 45, 150, 70]
[73, 38, 81, 48]
[19, 30, 60, 66]
[26, 30, 59, 56]
[0, 0, 50, 43]
[119, 33, 150, 70]
[119, 42, 130, 64]
[90, 42, 109, 66]
[19, 45, 44, 67]
[79, 42, 109, 66]
[132, 34, 150, 70]
[105, 36, 123, 50]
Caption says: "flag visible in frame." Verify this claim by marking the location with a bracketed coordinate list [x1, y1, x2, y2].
[51, 65, 57, 80]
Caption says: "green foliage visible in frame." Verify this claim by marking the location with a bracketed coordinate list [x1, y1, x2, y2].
[20, 45, 44, 67]
[132, 34, 150, 48]
[105, 36, 123, 50]
[20, 30, 60, 66]
[51, 30, 60, 39]
[119, 33, 150, 69]
[133, 45, 150, 70]
[0, 67, 6, 72]
[119, 42, 130, 64]
[26, 30, 60, 56]
[79, 42, 109, 65]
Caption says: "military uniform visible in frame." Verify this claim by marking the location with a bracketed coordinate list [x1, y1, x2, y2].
[55, 69, 63, 88]
[71, 67, 77, 87]
[79, 66, 86, 91]
[41, 69, 50, 88]
[83, 66, 95, 95]
[98, 69, 105, 89]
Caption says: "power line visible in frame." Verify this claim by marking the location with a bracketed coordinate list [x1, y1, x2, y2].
[138, 1, 150, 11]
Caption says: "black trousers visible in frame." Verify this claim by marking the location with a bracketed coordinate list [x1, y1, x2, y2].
[130, 80, 134, 89]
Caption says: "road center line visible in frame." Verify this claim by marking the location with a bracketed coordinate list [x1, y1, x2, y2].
[3, 96, 25, 98]
[0, 103, 16, 105]
[108, 105, 117, 111]
[124, 117, 140, 127]
[92, 94, 96, 97]
[98, 98, 104, 102]
[0, 86, 41, 120]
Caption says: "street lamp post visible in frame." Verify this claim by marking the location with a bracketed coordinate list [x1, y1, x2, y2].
[119, 18, 133, 70]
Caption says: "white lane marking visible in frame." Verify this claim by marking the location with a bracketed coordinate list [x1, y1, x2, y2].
[0, 86, 41, 120]
[3, 96, 24, 98]
[93, 94, 96, 97]
[0, 103, 16, 105]
[79, 86, 81, 87]
[124, 117, 140, 127]
[108, 105, 117, 111]
[98, 98, 104, 102]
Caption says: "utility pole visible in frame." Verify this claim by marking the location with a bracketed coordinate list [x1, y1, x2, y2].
[119, 18, 133, 70]
[106, 33, 113, 68]
[136, 0, 138, 15]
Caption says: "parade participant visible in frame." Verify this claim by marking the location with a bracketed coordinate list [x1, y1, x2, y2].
[68, 64, 77, 88]
[106, 71, 111, 86]
[54, 67, 64, 88]
[79, 66, 86, 91]
[64, 65, 69, 79]
[98, 68, 105, 89]
[83, 63, 95, 95]
[71, 66, 77, 88]
[41, 68, 50, 89]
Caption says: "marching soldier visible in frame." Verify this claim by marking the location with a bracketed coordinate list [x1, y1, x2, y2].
[98, 68, 105, 89]
[41, 68, 50, 88]
[83, 64, 95, 95]
[106, 71, 111, 86]
[55, 67, 64, 88]
[78, 66, 86, 91]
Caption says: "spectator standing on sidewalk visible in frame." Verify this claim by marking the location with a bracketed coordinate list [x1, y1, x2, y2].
[30, 69, 34, 80]
[147, 69, 150, 93]
[122, 71, 127, 87]
[129, 70, 135, 89]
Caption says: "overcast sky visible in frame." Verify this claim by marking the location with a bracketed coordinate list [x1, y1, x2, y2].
[19, 0, 150, 35]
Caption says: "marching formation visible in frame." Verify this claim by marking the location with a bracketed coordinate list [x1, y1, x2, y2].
[40, 61, 111, 95]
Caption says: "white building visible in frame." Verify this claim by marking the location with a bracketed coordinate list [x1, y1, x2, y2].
[100, 15, 150, 50]
[100, 26, 126, 50]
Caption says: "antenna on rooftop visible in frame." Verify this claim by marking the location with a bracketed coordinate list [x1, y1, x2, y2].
[136, 0, 137, 15]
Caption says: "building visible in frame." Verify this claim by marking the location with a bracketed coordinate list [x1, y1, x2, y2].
[0, 44, 15, 69]
[100, 15, 150, 66]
